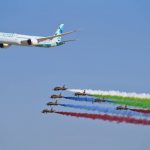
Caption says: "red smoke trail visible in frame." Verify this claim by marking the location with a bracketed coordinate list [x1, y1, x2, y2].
[130, 108, 150, 114]
[55, 111, 150, 125]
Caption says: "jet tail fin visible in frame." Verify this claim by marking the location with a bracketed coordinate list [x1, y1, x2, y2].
[54, 24, 64, 42]
[55, 24, 64, 35]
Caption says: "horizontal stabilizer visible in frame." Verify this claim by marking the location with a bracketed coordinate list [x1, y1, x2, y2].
[62, 39, 77, 43]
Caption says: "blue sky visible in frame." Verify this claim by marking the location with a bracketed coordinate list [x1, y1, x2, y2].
[0, 0, 150, 150]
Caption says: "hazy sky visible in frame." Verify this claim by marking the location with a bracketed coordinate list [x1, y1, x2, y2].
[0, 0, 150, 150]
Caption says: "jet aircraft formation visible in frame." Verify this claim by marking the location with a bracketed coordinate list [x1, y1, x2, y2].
[42, 86, 150, 126]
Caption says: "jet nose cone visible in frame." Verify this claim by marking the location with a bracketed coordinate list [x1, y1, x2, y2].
[47, 102, 50, 105]
[42, 110, 45, 113]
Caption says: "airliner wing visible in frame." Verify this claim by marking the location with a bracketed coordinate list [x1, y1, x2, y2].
[37, 30, 78, 42]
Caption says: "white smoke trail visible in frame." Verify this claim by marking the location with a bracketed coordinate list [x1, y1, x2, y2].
[68, 89, 150, 99]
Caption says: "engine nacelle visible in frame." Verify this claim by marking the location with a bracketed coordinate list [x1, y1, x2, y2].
[0, 43, 11, 48]
[27, 39, 38, 45]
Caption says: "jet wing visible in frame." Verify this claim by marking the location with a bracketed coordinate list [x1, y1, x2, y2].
[37, 30, 78, 42]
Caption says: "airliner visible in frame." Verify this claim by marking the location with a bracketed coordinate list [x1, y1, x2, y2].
[0, 24, 77, 48]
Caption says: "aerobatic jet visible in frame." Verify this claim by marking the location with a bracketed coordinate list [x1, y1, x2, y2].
[74, 90, 87, 96]
[47, 101, 59, 106]
[50, 93, 63, 99]
[0, 24, 77, 48]
[116, 105, 128, 110]
[42, 108, 55, 113]
[53, 85, 67, 91]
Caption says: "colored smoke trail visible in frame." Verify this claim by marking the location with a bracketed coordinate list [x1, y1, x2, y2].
[68, 89, 150, 100]
[64, 96, 113, 103]
[64, 96, 150, 109]
[67, 89, 150, 109]
[93, 95, 150, 109]
[130, 108, 150, 114]
[55, 111, 150, 125]
[91, 94, 150, 102]
[64, 96, 95, 102]
[64, 97, 150, 115]
[60, 103, 150, 117]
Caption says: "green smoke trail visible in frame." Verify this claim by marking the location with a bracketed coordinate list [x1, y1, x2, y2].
[91, 94, 150, 101]
[91, 94, 150, 109]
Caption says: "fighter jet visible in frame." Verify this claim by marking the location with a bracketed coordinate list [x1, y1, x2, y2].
[47, 101, 59, 106]
[53, 85, 67, 91]
[93, 98, 106, 103]
[74, 90, 87, 96]
[50, 93, 63, 99]
[42, 108, 55, 113]
[116, 105, 128, 110]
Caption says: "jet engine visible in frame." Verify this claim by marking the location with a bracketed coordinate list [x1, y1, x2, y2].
[0, 43, 11, 48]
[27, 39, 38, 45]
